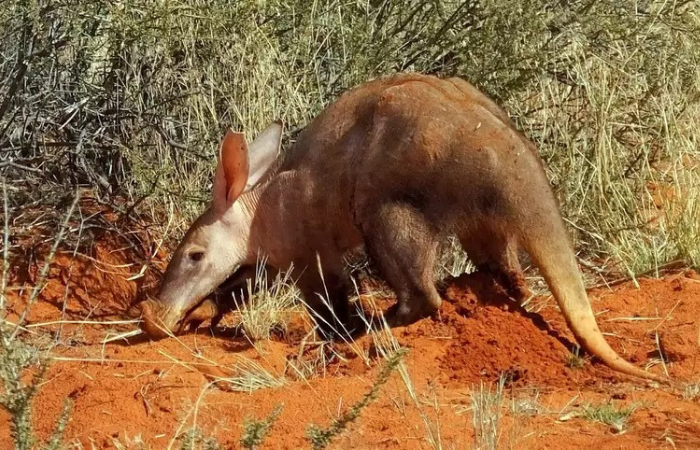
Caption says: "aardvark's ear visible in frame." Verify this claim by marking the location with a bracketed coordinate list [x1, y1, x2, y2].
[245, 121, 283, 191]
[212, 131, 249, 212]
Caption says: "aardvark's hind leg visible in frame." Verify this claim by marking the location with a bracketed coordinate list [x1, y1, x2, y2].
[458, 226, 529, 304]
[360, 202, 442, 327]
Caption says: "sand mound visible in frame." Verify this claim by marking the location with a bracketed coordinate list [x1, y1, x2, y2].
[439, 273, 582, 385]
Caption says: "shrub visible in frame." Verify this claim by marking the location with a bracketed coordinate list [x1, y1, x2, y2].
[2, 1, 698, 275]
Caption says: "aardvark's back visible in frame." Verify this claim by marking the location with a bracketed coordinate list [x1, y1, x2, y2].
[284, 72, 550, 235]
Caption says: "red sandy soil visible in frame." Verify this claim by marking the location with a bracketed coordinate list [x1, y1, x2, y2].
[2, 230, 700, 449]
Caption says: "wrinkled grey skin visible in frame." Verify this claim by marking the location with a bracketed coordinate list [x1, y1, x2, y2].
[139, 73, 664, 383]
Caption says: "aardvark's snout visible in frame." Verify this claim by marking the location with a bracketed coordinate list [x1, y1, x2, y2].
[138, 300, 176, 339]
[138, 298, 219, 339]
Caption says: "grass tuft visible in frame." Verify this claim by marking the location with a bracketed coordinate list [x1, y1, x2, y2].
[580, 401, 638, 433]
[470, 376, 506, 450]
[682, 383, 700, 401]
[234, 263, 299, 342]
[212, 357, 287, 393]
[359, 303, 444, 449]
[566, 346, 586, 370]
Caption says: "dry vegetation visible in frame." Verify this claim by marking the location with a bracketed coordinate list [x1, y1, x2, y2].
[2, 0, 698, 271]
[1, 0, 699, 448]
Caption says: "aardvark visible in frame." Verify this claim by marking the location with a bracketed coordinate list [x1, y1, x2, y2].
[139, 73, 664, 383]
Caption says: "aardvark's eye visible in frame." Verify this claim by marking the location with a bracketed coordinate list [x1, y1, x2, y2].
[188, 251, 205, 262]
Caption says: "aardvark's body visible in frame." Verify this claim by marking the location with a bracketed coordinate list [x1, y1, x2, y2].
[139, 73, 664, 383]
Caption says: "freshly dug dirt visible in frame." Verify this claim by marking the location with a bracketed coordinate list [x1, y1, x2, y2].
[1, 233, 699, 449]
[438, 274, 590, 386]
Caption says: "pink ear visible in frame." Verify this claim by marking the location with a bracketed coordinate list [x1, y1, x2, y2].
[212, 131, 249, 211]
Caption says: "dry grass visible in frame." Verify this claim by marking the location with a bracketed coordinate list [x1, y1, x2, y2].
[213, 356, 287, 394]
[683, 383, 700, 401]
[360, 309, 444, 449]
[2, 1, 698, 276]
[506, 1, 700, 274]
[233, 263, 300, 342]
[470, 377, 506, 450]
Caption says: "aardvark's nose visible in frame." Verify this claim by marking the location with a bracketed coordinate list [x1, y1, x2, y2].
[137, 299, 175, 339]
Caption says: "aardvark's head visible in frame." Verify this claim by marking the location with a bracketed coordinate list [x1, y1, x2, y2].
[139, 122, 282, 339]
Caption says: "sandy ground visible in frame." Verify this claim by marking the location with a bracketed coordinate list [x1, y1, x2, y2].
[1, 229, 699, 449]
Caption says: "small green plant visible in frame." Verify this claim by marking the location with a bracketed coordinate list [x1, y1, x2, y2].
[471, 376, 506, 450]
[305, 348, 407, 450]
[580, 401, 638, 433]
[178, 428, 221, 450]
[567, 346, 586, 369]
[0, 338, 72, 450]
[240, 404, 284, 450]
